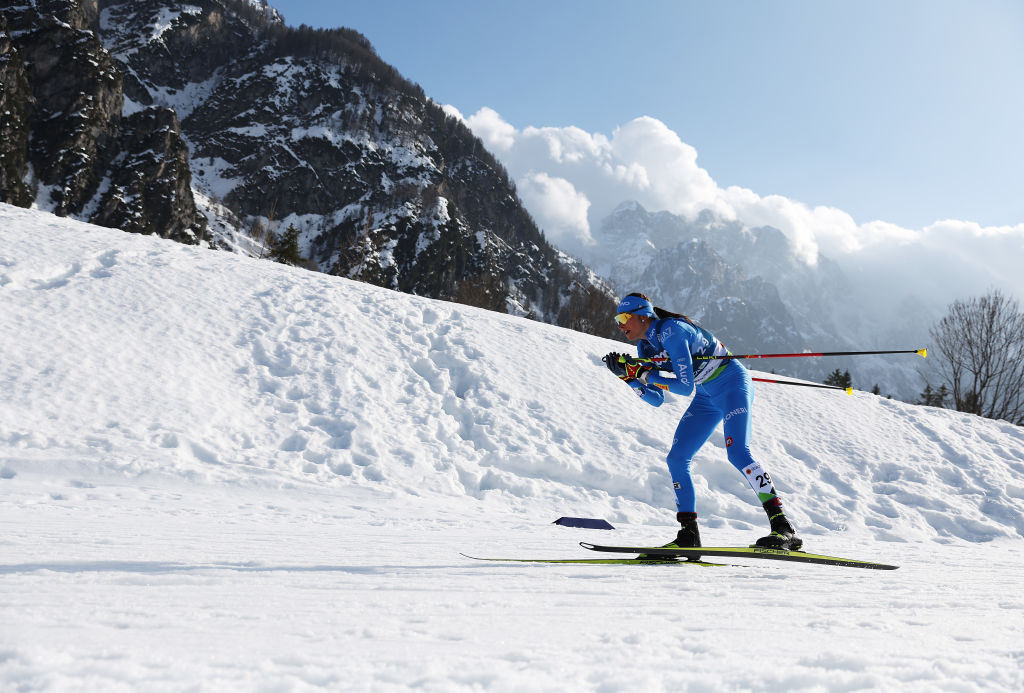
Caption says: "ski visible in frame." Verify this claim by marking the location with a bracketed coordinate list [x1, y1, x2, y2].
[579, 543, 898, 570]
[460, 553, 727, 566]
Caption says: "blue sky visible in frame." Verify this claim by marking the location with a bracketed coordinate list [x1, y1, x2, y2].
[267, 0, 1024, 232]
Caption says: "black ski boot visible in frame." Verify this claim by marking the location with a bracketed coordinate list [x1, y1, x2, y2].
[754, 500, 803, 551]
[638, 512, 702, 561]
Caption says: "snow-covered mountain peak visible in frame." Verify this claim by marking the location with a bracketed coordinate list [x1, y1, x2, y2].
[609, 199, 645, 215]
[583, 202, 935, 398]
[245, 0, 284, 24]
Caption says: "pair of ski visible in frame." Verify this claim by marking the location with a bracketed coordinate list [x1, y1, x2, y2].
[464, 542, 898, 570]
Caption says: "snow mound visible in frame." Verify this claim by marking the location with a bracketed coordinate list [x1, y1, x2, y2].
[2, 202, 1022, 542]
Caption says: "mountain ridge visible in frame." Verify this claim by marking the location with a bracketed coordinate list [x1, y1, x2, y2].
[586, 201, 929, 398]
[0, 0, 617, 335]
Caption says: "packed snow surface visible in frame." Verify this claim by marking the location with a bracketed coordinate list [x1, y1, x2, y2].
[2, 202, 1023, 692]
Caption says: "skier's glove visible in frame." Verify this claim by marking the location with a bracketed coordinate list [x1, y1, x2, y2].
[603, 352, 652, 384]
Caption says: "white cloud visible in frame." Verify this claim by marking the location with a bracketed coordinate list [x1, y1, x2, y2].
[516, 172, 592, 247]
[464, 106, 517, 152]
[609, 117, 723, 219]
[451, 109, 758, 256]
[452, 107, 1024, 306]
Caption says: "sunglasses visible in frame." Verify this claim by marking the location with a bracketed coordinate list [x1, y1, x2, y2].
[614, 313, 634, 325]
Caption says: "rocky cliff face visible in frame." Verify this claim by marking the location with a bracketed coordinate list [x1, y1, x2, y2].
[0, 0, 615, 334]
[1, 0, 205, 242]
[0, 11, 32, 206]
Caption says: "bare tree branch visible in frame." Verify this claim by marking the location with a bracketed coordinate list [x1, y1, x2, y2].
[929, 290, 1024, 425]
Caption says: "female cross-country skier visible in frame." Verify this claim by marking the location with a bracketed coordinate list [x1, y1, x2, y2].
[603, 292, 802, 557]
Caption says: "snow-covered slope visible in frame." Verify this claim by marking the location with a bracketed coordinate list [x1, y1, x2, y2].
[3, 203, 1024, 691]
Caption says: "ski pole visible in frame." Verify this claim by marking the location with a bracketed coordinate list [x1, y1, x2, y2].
[697, 348, 927, 361]
[751, 376, 853, 395]
[645, 348, 927, 362]
[624, 356, 855, 394]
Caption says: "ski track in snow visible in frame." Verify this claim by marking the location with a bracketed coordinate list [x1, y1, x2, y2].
[2, 202, 1024, 692]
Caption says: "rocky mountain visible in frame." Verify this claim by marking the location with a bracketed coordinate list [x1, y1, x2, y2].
[0, 0, 616, 335]
[585, 202, 927, 399]
[1, 0, 205, 242]
[0, 12, 31, 206]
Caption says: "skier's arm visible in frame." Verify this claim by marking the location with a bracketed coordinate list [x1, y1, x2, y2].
[644, 326, 696, 397]
[628, 379, 665, 407]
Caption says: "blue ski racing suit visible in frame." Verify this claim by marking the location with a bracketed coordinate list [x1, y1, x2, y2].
[627, 317, 782, 514]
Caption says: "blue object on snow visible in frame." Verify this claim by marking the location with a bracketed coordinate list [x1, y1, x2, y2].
[553, 517, 615, 530]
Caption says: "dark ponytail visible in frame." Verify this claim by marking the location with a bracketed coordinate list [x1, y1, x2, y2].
[625, 292, 699, 326]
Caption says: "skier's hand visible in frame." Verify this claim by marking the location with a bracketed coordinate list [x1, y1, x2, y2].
[603, 352, 627, 378]
[603, 353, 651, 383]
